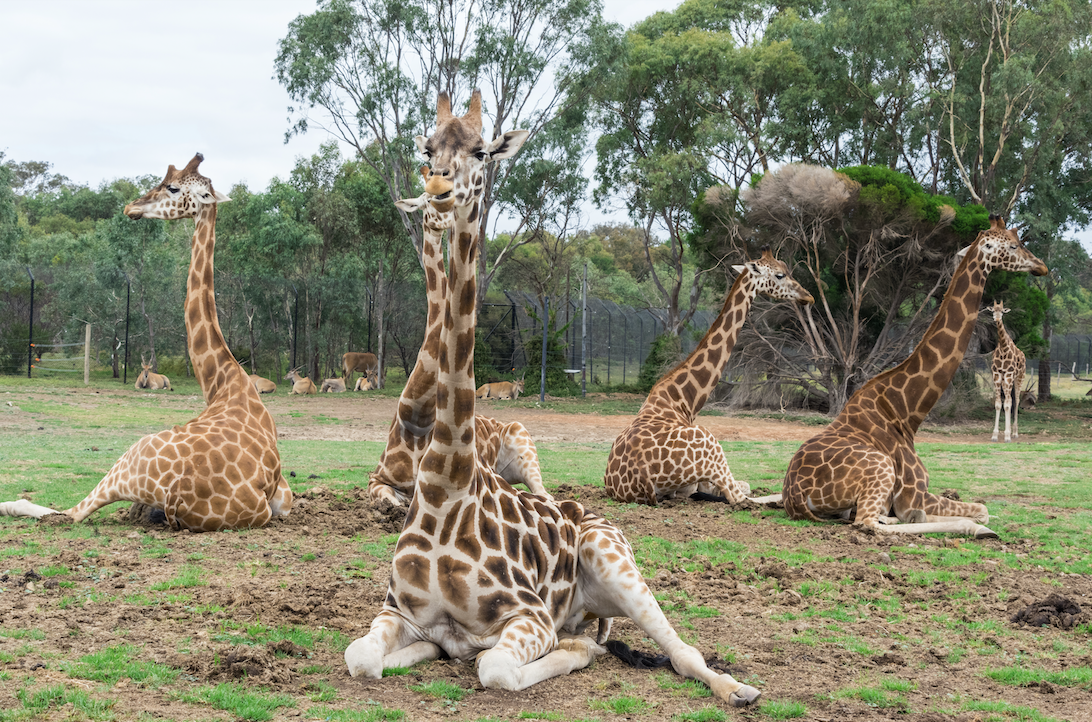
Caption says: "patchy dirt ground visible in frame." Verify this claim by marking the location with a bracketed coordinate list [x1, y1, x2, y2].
[0, 388, 1089, 721]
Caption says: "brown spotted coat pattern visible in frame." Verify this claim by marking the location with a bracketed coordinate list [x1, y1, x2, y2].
[990, 300, 1026, 442]
[1, 155, 292, 531]
[782, 216, 1047, 538]
[344, 92, 762, 708]
[605, 249, 813, 505]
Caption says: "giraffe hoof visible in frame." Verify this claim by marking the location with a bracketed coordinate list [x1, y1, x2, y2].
[974, 526, 999, 540]
[729, 684, 761, 707]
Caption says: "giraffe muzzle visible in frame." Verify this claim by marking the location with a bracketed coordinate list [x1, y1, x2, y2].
[123, 204, 143, 219]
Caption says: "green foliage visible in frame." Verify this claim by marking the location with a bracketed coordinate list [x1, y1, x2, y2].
[637, 332, 681, 393]
[523, 308, 580, 397]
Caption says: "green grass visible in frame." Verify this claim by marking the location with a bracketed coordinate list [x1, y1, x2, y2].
[10, 684, 116, 721]
[409, 680, 472, 701]
[758, 699, 807, 719]
[149, 564, 205, 591]
[305, 705, 405, 721]
[673, 707, 727, 722]
[174, 683, 295, 721]
[959, 698, 1065, 721]
[590, 695, 655, 714]
[984, 666, 1092, 687]
[59, 645, 180, 687]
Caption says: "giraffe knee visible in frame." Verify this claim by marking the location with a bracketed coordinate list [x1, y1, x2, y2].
[478, 649, 521, 690]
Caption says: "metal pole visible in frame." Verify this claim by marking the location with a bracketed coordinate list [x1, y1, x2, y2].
[605, 304, 612, 387]
[510, 298, 517, 371]
[291, 284, 299, 370]
[581, 263, 587, 398]
[624, 312, 633, 386]
[26, 267, 34, 378]
[84, 323, 91, 385]
[538, 297, 549, 402]
[123, 275, 131, 384]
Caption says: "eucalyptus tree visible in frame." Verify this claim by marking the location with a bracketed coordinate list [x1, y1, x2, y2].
[275, 0, 606, 303]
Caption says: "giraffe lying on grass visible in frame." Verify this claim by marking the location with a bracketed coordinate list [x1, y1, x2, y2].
[783, 215, 1047, 537]
[0, 155, 292, 531]
[605, 247, 813, 505]
[344, 91, 763, 708]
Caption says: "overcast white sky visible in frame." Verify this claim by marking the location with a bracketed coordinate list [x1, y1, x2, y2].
[2, 0, 1089, 249]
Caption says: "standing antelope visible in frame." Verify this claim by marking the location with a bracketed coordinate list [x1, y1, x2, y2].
[134, 356, 172, 391]
[342, 352, 378, 385]
[284, 367, 317, 395]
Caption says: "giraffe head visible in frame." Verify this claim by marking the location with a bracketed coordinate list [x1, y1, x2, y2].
[991, 299, 1010, 325]
[124, 153, 229, 221]
[956, 215, 1048, 276]
[395, 168, 457, 230]
[414, 90, 528, 212]
[731, 247, 815, 304]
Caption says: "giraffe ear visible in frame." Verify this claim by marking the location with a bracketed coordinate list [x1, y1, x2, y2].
[212, 188, 230, 203]
[485, 129, 529, 161]
[415, 136, 429, 156]
[955, 245, 971, 262]
[395, 195, 427, 213]
[731, 264, 746, 274]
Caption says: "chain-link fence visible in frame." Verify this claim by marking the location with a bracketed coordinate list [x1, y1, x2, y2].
[477, 291, 717, 391]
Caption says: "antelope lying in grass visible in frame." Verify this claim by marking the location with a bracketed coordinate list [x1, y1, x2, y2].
[249, 374, 276, 394]
[476, 377, 524, 400]
[134, 356, 172, 390]
[321, 377, 347, 393]
[283, 367, 317, 395]
[354, 369, 380, 391]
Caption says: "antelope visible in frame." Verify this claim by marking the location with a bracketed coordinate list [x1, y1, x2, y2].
[342, 351, 378, 384]
[249, 374, 276, 394]
[354, 369, 380, 391]
[134, 355, 171, 391]
[283, 367, 317, 395]
[321, 377, 347, 393]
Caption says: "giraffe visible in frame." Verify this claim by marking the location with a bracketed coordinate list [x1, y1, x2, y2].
[367, 172, 546, 506]
[605, 248, 813, 505]
[0, 154, 293, 531]
[990, 300, 1026, 443]
[782, 215, 1047, 537]
[343, 90, 762, 708]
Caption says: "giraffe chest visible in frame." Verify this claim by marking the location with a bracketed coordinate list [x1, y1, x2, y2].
[387, 484, 583, 653]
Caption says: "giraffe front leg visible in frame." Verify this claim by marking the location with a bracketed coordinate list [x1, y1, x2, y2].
[477, 618, 603, 691]
[1002, 381, 1014, 442]
[345, 610, 423, 679]
[578, 522, 761, 707]
[992, 385, 1003, 442]
[269, 476, 293, 518]
[0, 499, 64, 520]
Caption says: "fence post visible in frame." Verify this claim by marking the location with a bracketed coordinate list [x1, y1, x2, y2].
[510, 299, 517, 371]
[84, 323, 91, 385]
[26, 267, 34, 378]
[291, 284, 299, 371]
[581, 264, 587, 398]
[605, 303, 612, 387]
[123, 273, 131, 384]
[539, 297, 549, 403]
[622, 312, 627, 386]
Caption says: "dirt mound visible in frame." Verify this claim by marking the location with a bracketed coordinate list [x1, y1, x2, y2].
[278, 486, 404, 536]
[1010, 593, 1085, 629]
[166, 644, 299, 687]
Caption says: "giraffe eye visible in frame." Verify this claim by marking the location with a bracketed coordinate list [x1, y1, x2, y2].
[775, 273, 785, 280]
[474, 151, 487, 161]
[167, 185, 180, 193]
[1010, 243, 1017, 250]
[202, 192, 211, 199]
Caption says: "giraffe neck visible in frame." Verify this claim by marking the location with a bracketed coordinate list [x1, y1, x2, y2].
[876, 244, 988, 432]
[397, 220, 449, 425]
[186, 203, 236, 404]
[647, 270, 756, 423]
[414, 205, 480, 507]
[997, 322, 1018, 357]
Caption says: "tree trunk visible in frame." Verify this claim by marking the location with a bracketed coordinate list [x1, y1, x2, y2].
[139, 288, 157, 371]
[111, 331, 120, 378]
[377, 266, 386, 388]
[1038, 315, 1052, 402]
